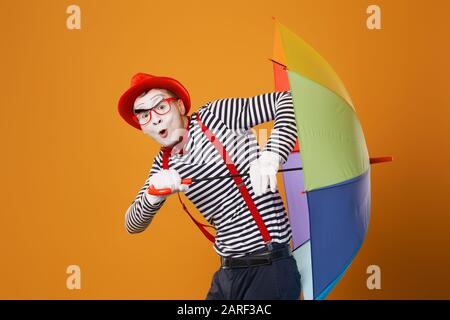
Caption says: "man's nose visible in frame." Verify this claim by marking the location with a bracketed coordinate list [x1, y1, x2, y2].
[152, 118, 162, 126]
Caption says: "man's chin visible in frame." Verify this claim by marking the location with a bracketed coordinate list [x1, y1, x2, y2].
[146, 131, 183, 148]
[153, 136, 180, 148]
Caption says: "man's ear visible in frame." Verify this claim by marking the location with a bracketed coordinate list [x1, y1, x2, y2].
[175, 99, 186, 115]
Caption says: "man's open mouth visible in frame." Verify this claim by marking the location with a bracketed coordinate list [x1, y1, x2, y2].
[158, 129, 168, 138]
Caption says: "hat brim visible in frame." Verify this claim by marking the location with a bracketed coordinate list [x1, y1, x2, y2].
[118, 77, 191, 130]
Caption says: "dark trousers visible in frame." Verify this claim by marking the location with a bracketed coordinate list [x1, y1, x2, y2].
[206, 244, 302, 300]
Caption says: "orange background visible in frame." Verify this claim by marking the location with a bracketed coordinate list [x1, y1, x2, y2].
[0, 0, 449, 299]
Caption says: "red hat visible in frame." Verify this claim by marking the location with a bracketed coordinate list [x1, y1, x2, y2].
[118, 73, 191, 130]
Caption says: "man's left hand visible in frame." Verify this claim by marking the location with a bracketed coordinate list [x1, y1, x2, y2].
[249, 151, 281, 196]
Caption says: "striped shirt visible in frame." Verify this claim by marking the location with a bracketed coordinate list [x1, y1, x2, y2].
[125, 91, 298, 257]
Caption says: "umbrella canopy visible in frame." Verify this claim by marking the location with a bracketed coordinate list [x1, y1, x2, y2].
[272, 19, 371, 300]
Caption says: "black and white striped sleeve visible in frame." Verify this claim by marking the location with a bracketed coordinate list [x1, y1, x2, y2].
[125, 152, 167, 234]
[206, 91, 298, 164]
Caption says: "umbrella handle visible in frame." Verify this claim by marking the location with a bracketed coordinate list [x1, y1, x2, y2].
[147, 178, 193, 196]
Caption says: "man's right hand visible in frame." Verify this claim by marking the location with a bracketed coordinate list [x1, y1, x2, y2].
[145, 169, 189, 204]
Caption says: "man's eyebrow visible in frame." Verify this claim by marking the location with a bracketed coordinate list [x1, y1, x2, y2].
[134, 94, 167, 113]
[134, 108, 150, 114]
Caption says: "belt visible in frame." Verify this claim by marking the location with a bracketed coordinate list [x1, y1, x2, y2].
[221, 244, 292, 269]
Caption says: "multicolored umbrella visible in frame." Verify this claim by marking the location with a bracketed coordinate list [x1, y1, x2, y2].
[147, 18, 392, 300]
[271, 18, 392, 300]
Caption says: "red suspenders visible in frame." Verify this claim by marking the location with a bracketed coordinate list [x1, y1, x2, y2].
[162, 113, 273, 247]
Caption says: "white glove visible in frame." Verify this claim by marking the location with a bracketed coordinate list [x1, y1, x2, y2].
[249, 151, 281, 197]
[145, 169, 189, 204]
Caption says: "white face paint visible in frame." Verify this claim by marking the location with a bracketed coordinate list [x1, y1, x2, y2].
[133, 88, 186, 147]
